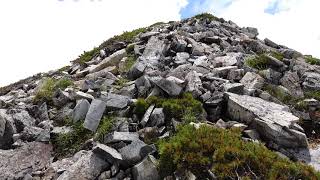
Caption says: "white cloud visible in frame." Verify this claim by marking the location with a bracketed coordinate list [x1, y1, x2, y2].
[218, 0, 320, 57]
[0, 0, 187, 86]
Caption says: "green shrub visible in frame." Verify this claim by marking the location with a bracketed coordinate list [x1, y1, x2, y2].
[34, 77, 73, 104]
[305, 91, 320, 101]
[51, 121, 93, 159]
[305, 55, 320, 65]
[159, 125, 320, 179]
[134, 98, 149, 118]
[193, 13, 218, 21]
[78, 47, 99, 65]
[245, 54, 270, 70]
[96, 116, 114, 141]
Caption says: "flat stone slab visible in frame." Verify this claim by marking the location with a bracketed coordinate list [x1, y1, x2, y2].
[83, 99, 107, 132]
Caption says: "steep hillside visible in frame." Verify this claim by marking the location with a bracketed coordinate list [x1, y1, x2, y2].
[1, 13, 320, 179]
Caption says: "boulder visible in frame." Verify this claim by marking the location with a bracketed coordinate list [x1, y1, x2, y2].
[0, 109, 15, 149]
[57, 151, 109, 180]
[280, 71, 304, 98]
[302, 72, 320, 91]
[185, 71, 203, 97]
[128, 60, 146, 80]
[104, 131, 140, 144]
[86, 69, 117, 81]
[72, 99, 90, 122]
[140, 105, 155, 127]
[240, 72, 265, 89]
[90, 49, 127, 73]
[214, 52, 243, 66]
[132, 155, 160, 180]
[93, 143, 123, 163]
[119, 140, 147, 167]
[148, 108, 165, 127]
[225, 93, 308, 148]
[83, 99, 107, 132]
[53, 90, 72, 108]
[154, 77, 183, 96]
[264, 38, 280, 49]
[100, 92, 130, 110]
[175, 52, 190, 65]
[223, 83, 244, 94]
[0, 142, 52, 180]
[261, 68, 282, 85]
[228, 69, 244, 82]
[142, 36, 168, 66]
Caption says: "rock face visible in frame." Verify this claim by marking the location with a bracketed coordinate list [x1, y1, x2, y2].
[72, 99, 90, 122]
[0, 142, 52, 180]
[225, 92, 308, 148]
[132, 155, 160, 180]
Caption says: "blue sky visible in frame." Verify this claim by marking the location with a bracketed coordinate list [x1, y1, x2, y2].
[0, 0, 319, 86]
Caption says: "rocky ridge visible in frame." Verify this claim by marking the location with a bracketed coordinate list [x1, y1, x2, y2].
[1, 13, 320, 179]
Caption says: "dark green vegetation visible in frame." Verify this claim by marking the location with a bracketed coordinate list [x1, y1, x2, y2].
[78, 47, 100, 65]
[51, 121, 93, 159]
[246, 52, 284, 70]
[122, 44, 137, 73]
[52, 116, 114, 158]
[305, 91, 320, 101]
[193, 13, 219, 21]
[305, 55, 320, 65]
[134, 93, 203, 123]
[34, 77, 73, 104]
[263, 84, 295, 104]
[159, 125, 320, 179]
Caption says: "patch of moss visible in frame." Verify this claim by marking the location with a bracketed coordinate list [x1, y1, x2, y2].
[51, 121, 94, 159]
[305, 55, 320, 65]
[34, 77, 73, 104]
[193, 13, 218, 21]
[159, 125, 320, 179]
[134, 98, 149, 119]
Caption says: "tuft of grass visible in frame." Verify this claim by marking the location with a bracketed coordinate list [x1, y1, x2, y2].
[34, 77, 73, 104]
[193, 13, 218, 21]
[51, 121, 94, 159]
[114, 77, 130, 89]
[263, 84, 298, 105]
[78, 47, 100, 65]
[147, 93, 203, 123]
[304, 55, 320, 65]
[158, 124, 320, 179]
[305, 91, 320, 101]
[96, 116, 114, 142]
[270, 51, 284, 61]
[245, 54, 270, 70]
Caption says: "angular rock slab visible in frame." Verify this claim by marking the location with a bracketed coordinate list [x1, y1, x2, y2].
[72, 99, 90, 122]
[57, 151, 109, 180]
[100, 92, 130, 110]
[132, 155, 160, 180]
[154, 78, 183, 96]
[93, 143, 122, 163]
[0, 142, 52, 180]
[83, 99, 107, 132]
[225, 93, 308, 148]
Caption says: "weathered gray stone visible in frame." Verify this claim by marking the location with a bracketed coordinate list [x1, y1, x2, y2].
[264, 38, 280, 49]
[93, 143, 122, 163]
[90, 49, 127, 73]
[12, 110, 35, 132]
[140, 32, 160, 41]
[228, 68, 244, 81]
[185, 71, 202, 97]
[72, 99, 90, 122]
[148, 108, 165, 127]
[100, 92, 130, 110]
[214, 52, 243, 66]
[302, 72, 320, 91]
[261, 68, 282, 84]
[128, 60, 146, 80]
[0, 142, 52, 180]
[240, 72, 265, 89]
[154, 77, 183, 96]
[243, 129, 261, 140]
[132, 155, 160, 180]
[280, 71, 304, 98]
[142, 36, 168, 67]
[57, 151, 109, 180]
[175, 52, 190, 64]
[223, 83, 244, 94]
[215, 66, 238, 78]
[72, 91, 94, 102]
[86, 69, 117, 81]
[140, 105, 155, 127]
[53, 90, 72, 108]
[0, 109, 15, 149]
[135, 76, 152, 97]
[104, 131, 139, 144]
[225, 93, 308, 148]
[83, 99, 107, 132]
[119, 140, 146, 167]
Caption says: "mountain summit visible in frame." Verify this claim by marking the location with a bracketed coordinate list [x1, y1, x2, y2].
[1, 13, 320, 179]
